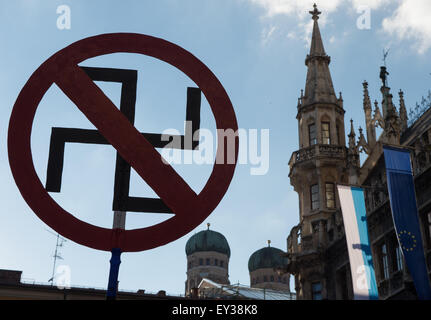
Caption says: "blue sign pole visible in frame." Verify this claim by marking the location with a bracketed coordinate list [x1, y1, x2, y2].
[106, 248, 122, 300]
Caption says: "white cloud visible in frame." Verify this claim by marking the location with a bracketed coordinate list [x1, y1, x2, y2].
[350, 0, 391, 10]
[249, 0, 342, 18]
[261, 25, 277, 44]
[382, 0, 431, 54]
[248, 0, 431, 54]
[248, 0, 392, 19]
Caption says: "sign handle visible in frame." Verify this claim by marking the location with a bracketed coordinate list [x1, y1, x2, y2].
[106, 248, 122, 300]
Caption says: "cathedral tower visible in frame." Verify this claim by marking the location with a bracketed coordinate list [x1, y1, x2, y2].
[184, 224, 230, 296]
[248, 241, 290, 291]
[287, 4, 352, 300]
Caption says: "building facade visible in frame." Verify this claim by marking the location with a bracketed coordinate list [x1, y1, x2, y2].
[286, 4, 431, 300]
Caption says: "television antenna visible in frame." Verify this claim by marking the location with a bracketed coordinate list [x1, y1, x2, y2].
[46, 229, 67, 285]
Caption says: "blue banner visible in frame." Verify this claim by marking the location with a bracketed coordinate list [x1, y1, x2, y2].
[383, 145, 431, 300]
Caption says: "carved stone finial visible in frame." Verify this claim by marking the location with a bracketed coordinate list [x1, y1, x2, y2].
[357, 126, 370, 155]
[207, 223, 210, 230]
[309, 3, 321, 20]
[363, 81, 368, 90]
[268, 240, 271, 247]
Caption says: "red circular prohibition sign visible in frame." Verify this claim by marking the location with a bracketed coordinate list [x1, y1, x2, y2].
[8, 33, 238, 252]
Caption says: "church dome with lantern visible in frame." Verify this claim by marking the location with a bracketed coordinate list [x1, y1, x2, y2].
[185, 227, 231, 258]
[184, 224, 231, 296]
[248, 241, 290, 291]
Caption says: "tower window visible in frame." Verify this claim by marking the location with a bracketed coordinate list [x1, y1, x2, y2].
[312, 282, 322, 300]
[322, 122, 331, 144]
[309, 123, 317, 146]
[380, 243, 389, 280]
[215, 259, 218, 266]
[263, 276, 268, 282]
[199, 258, 203, 266]
[325, 183, 335, 209]
[311, 184, 319, 210]
[206, 258, 210, 265]
[336, 124, 340, 145]
[270, 275, 274, 282]
[395, 246, 403, 272]
[220, 260, 224, 268]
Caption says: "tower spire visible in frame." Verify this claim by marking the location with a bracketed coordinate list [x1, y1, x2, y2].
[363, 81, 376, 149]
[399, 90, 408, 131]
[302, 4, 338, 107]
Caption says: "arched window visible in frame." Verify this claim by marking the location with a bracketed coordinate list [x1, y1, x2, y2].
[270, 275, 274, 282]
[309, 123, 317, 146]
[322, 122, 331, 144]
[325, 183, 335, 208]
[311, 184, 319, 210]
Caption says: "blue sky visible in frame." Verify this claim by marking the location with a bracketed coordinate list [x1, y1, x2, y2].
[1, 0, 430, 295]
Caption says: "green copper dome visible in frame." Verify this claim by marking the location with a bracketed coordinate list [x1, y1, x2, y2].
[248, 246, 287, 272]
[185, 229, 231, 258]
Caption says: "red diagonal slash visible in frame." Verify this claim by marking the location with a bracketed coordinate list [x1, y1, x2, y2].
[55, 64, 198, 216]
[8, 33, 238, 252]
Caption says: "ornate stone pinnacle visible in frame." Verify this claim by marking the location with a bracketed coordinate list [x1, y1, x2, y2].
[309, 3, 321, 20]
[207, 223, 210, 230]
[363, 81, 368, 89]
[268, 240, 271, 247]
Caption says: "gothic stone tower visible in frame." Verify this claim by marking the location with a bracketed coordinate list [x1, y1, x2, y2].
[286, 4, 353, 300]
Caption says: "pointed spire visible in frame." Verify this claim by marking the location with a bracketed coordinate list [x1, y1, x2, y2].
[363, 81, 376, 149]
[309, 4, 325, 57]
[302, 4, 338, 107]
[207, 223, 210, 230]
[373, 100, 384, 129]
[348, 119, 357, 151]
[399, 89, 408, 131]
[267, 240, 271, 247]
[363, 81, 371, 111]
[358, 127, 370, 154]
[347, 119, 360, 175]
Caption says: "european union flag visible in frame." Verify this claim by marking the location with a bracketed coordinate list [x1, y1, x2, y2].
[383, 145, 431, 300]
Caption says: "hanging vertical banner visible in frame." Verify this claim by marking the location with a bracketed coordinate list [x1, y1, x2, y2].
[337, 185, 379, 300]
[383, 145, 431, 300]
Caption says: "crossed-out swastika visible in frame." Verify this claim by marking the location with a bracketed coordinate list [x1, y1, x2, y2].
[8, 33, 238, 252]
[45, 66, 202, 213]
